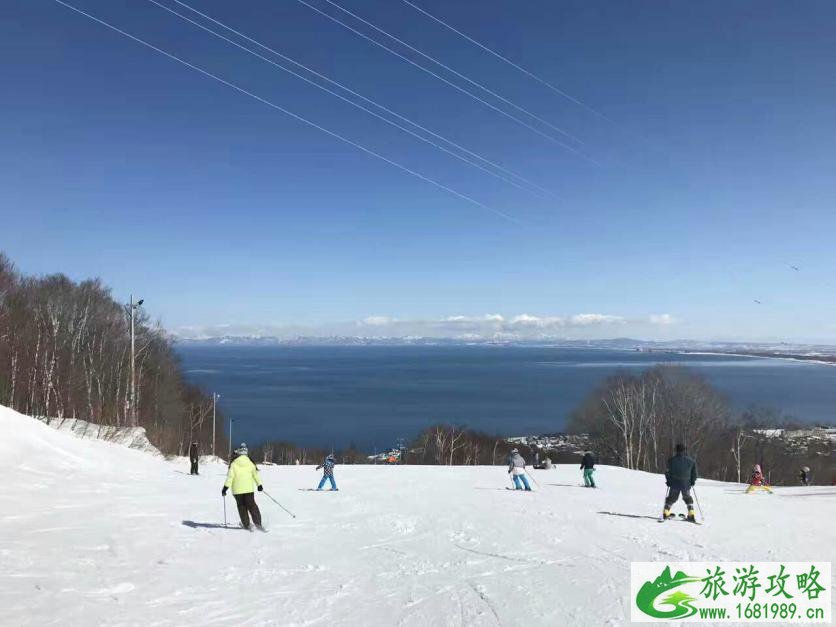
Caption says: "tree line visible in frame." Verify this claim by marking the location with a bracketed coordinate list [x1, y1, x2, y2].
[566, 366, 832, 486]
[0, 253, 226, 457]
[402, 424, 578, 466]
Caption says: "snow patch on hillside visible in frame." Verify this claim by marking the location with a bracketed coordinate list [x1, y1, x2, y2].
[1, 403, 834, 626]
[35, 415, 161, 456]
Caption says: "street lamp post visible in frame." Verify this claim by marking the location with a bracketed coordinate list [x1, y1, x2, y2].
[212, 393, 220, 458]
[228, 418, 234, 460]
[128, 295, 144, 427]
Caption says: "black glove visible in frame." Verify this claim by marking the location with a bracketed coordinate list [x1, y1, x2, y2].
[665, 481, 670, 487]
[257, 485, 263, 492]
[221, 487, 228, 497]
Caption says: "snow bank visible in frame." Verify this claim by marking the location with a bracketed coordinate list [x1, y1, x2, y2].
[0, 404, 162, 474]
[1, 404, 834, 626]
[36, 415, 161, 456]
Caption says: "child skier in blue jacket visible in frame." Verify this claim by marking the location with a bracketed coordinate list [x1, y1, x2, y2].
[316, 454, 338, 491]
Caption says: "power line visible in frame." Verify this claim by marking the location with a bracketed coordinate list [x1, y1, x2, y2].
[153, 0, 538, 198]
[292, 0, 584, 157]
[322, 0, 585, 146]
[50, 0, 519, 223]
[155, 0, 555, 198]
[400, 0, 614, 124]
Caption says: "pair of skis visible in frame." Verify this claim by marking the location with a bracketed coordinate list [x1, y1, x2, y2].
[658, 513, 702, 525]
[243, 525, 268, 533]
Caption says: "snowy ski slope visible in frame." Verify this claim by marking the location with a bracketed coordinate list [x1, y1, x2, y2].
[1, 404, 833, 626]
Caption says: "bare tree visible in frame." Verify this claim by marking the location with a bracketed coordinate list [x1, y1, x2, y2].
[569, 366, 730, 475]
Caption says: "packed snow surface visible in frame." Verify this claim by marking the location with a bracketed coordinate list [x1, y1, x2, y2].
[1, 404, 834, 626]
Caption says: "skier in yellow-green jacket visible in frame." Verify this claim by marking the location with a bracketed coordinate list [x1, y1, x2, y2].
[222, 444, 264, 531]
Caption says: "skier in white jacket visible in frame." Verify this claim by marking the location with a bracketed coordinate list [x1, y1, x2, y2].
[507, 449, 532, 491]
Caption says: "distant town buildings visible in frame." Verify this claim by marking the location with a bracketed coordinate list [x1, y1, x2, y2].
[506, 433, 590, 454]
[753, 427, 836, 441]
[751, 426, 836, 456]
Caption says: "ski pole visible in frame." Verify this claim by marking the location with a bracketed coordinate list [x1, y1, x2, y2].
[263, 490, 297, 519]
[693, 487, 705, 521]
[526, 468, 541, 489]
[223, 494, 227, 528]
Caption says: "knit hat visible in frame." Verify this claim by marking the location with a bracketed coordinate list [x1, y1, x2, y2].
[234, 443, 248, 456]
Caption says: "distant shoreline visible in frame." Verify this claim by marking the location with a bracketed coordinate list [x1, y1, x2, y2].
[676, 350, 836, 367]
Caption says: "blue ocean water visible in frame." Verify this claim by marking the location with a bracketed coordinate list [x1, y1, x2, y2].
[175, 345, 836, 449]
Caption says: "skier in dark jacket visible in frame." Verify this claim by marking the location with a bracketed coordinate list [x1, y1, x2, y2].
[663, 443, 697, 521]
[580, 452, 596, 488]
[316, 454, 338, 491]
[189, 442, 199, 475]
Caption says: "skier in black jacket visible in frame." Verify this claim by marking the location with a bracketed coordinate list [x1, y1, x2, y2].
[580, 452, 597, 487]
[189, 442, 199, 475]
[663, 443, 697, 521]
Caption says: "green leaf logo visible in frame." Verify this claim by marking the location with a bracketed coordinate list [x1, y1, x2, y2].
[636, 566, 701, 620]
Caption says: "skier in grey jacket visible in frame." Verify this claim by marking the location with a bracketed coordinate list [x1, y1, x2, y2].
[507, 449, 532, 491]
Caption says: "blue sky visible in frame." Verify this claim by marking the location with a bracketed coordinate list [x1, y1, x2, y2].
[2, 0, 835, 341]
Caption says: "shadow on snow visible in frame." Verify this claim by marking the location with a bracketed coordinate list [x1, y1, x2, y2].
[597, 511, 659, 521]
[182, 520, 241, 530]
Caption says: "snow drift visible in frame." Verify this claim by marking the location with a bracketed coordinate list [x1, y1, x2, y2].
[0, 403, 833, 626]
[36, 415, 161, 456]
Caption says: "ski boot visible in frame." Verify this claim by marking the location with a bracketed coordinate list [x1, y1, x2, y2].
[686, 508, 696, 523]
[662, 508, 675, 520]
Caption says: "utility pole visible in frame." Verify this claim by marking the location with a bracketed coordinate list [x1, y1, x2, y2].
[127, 295, 143, 427]
[212, 393, 220, 458]
[228, 418, 234, 460]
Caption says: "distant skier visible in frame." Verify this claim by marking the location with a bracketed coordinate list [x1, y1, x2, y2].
[316, 454, 338, 491]
[662, 443, 697, 521]
[580, 451, 597, 488]
[543, 457, 553, 470]
[799, 466, 811, 486]
[189, 442, 199, 475]
[507, 449, 532, 491]
[745, 463, 773, 494]
[221, 444, 265, 531]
